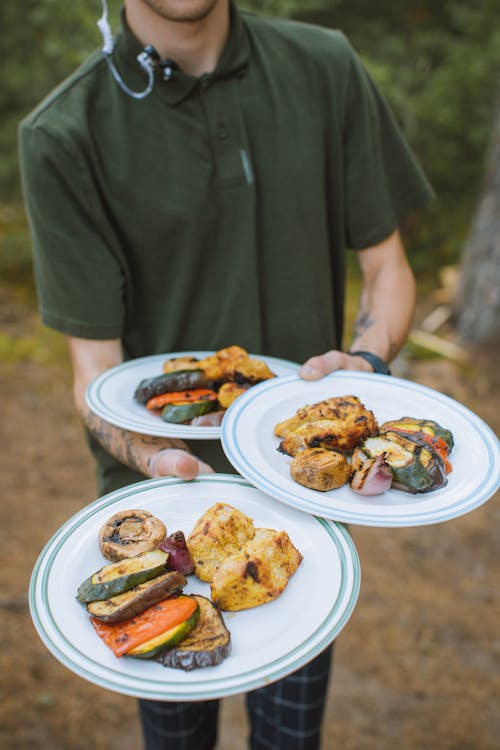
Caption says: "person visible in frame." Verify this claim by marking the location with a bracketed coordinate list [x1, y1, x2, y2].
[19, 1, 433, 748]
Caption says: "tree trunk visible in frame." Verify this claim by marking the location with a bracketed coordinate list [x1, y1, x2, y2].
[454, 90, 500, 343]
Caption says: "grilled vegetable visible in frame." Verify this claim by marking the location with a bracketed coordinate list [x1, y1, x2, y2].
[379, 418, 453, 473]
[134, 370, 211, 405]
[362, 433, 447, 493]
[380, 417, 454, 451]
[350, 453, 393, 496]
[99, 509, 166, 562]
[156, 595, 231, 670]
[91, 594, 200, 658]
[86, 570, 187, 623]
[159, 531, 195, 575]
[146, 389, 218, 411]
[161, 399, 216, 424]
[76, 549, 168, 603]
[290, 447, 350, 491]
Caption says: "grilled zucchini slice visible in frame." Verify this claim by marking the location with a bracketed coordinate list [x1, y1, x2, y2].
[86, 570, 186, 622]
[128, 600, 200, 659]
[362, 432, 447, 493]
[76, 549, 168, 603]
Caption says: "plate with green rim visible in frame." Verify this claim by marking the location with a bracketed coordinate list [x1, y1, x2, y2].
[221, 372, 500, 527]
[85, 351, 299, 440]
[29, 474, 360, 701]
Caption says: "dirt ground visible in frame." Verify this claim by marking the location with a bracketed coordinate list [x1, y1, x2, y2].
[1, 282, 499, 750]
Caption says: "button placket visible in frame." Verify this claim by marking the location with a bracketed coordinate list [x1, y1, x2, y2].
[199, 79, 252, 189]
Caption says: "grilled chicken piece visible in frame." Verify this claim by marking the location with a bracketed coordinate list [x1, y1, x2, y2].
[232, 357, 276, 385]
[196, 345, 249, 381]
[186, 503, 255, 582]
[279, 414, 377, 457]
[274, 395, 378, 440]
[290, 447, 350, 491]
[210, 528, 302, 611]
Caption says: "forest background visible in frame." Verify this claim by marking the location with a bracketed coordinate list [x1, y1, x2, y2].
[1, 2, 499, 750]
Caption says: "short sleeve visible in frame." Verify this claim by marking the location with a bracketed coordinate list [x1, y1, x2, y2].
[342, 43, 434, 249]
[19, 122, 125, 338]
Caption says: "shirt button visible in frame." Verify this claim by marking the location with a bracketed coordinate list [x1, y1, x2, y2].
[216, 123, 229, 140]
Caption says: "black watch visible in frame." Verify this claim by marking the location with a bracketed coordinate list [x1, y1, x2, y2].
[348, 350, 392, 376]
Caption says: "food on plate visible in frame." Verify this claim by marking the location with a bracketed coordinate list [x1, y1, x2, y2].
[76, 549, 168, 603]
[379, 417, 454, 474]
[210, 528, 303, 611]
[187, 502, 255, 582]
[276, 395, 378, 455]
[355, 431, 448, 493]
[134, 369, 211, 405]
[91, 594, 200, 658]
[159, 531, 195, 575]
[217, 381, 250, 409]
[289, 447, 351, 491]
[187, 502, 302, 611]
[86, 570, 187, 623]
[349, 454, 393, 496]
[99, 509, 167, 561]
[275, 396, 454, 496]
[134, 345, 276, 425]
[155, 594, 231, 671]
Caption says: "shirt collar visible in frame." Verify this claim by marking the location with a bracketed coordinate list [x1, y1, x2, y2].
[113, 2, 249, 106]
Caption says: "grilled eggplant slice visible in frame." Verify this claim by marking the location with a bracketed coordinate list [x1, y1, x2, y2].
[76, 549, 168, 603]
[362, 432, 447, 493]
[155, 595, 231, 670]
[134, 370, 211, 405]
[86, 570, 187, 622]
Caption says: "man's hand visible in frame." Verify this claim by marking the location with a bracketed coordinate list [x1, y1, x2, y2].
[149, 448, 214, 480]
[299, 350, 374, 380]
[67, 336, 214, 480]
[299, 229, 415, 381]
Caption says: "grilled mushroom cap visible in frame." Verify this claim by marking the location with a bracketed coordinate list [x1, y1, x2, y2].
[99, 509, 166, 562]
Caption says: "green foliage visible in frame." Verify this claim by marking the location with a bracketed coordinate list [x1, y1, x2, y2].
[0, 0, 498, 276]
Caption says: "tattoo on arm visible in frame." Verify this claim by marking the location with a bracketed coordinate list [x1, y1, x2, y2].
[354, 310, 375, 339]
[81, 406, 187, 476]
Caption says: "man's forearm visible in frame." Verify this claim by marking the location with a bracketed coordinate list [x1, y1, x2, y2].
[79, 402, 189, 477]
[350, 232, 416, 362]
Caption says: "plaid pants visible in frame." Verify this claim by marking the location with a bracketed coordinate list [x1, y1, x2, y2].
[138, 644, 333, 750]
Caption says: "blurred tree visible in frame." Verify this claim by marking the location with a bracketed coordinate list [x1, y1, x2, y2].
[454, 87, 500, 343]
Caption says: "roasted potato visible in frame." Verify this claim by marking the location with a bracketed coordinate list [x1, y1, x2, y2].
[217, 382, 249, 409]
[290, 447, 350, 491]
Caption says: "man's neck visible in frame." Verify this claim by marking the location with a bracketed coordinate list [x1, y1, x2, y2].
[124, 0, 231, 78]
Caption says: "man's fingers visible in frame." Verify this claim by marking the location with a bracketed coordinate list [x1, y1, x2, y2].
[298, 351, 350, 380]
[151, 449, 214, 480]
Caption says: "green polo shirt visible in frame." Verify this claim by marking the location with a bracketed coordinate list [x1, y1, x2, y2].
[19, 3, 433, 493]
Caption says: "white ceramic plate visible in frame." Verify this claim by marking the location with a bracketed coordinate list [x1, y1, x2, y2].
[85, 351, 298, 439]
[221, 372, 500, 527]
[29, 475, 360, 701]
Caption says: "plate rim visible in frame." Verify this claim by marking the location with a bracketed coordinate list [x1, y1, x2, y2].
[221, 372, 500, 527]
[85, 351, 299, 440]
[29, 474, 360, 701]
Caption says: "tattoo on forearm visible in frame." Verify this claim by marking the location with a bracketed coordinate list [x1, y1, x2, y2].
[354, 310, 375, 339]
[81, 406, 185, 476]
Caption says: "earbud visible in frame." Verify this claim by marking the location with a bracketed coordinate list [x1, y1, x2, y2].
[97, 0, 172, 99]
